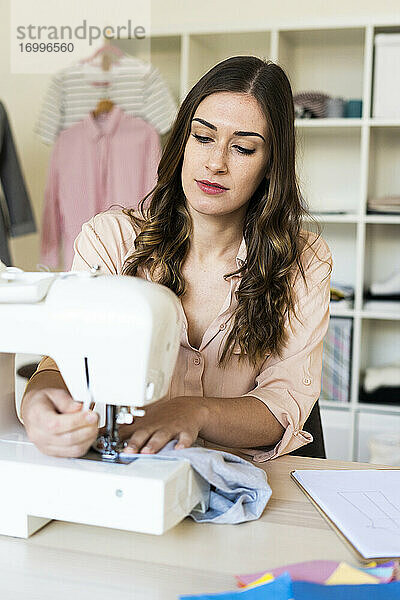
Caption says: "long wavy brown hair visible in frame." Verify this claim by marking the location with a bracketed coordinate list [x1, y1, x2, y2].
[122, 55, 318, 368]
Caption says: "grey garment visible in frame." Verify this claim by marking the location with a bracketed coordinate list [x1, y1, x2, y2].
[0, 101, 36, 265]
[122, 441, 272, 524]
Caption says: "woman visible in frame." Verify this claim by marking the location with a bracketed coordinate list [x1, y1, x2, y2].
[21, 56, 332, 462]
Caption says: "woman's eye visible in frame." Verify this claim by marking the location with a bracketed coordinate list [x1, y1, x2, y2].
[233, 145, 255, 155]
[192, 134, 255, 156]
[192, 134, 212, 143]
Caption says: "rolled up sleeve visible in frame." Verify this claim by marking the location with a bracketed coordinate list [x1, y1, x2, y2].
[239, 236, 332, 462]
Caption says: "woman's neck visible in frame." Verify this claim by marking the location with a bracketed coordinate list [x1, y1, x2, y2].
[187, 207, 245, 266]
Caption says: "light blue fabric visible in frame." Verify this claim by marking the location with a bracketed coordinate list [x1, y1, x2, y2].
[120, 441, 272, 524]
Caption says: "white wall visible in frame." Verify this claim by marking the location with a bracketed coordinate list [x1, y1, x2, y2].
[0, 0, 399, 268]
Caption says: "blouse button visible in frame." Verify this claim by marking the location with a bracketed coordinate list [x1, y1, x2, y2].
[193, 356, 201, 366]
[219, 323, 226, 331]
[303, 377, 312, 386]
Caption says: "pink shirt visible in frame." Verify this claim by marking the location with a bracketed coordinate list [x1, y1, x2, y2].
[40, 106, 161, 270]
[35, 208, 332, 462]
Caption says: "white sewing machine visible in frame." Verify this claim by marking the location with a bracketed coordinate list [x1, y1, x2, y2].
[0, 265, 204, 538]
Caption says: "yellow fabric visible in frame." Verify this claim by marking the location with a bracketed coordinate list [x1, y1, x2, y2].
[325, 562, 380, 585]
[243, 573, 274, 588]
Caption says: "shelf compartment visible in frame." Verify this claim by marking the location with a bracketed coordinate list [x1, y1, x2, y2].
[187, 31, 271, 91]
[296, 128, 361, 214]
[363, 223, 400, 292]
[360, 318, 400, 375]
[306, 222, 358, 289]
[367, 125, 400, 202]
[278, 27, 365, 102]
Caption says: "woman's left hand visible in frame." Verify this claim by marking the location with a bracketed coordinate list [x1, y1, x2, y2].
[121, 396, 209, 455]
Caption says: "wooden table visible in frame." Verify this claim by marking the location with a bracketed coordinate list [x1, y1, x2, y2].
[0, 455, 386, 599]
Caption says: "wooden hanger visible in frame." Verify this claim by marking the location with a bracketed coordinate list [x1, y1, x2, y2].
[84, 39, 124, 71]
[92, 99, 114, 118]
[90, 39, 122, 118]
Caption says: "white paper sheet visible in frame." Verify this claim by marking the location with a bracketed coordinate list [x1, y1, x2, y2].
[292, 469, 400, 559]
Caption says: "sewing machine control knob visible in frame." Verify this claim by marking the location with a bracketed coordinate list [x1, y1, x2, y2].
[116, 407, 134, 425]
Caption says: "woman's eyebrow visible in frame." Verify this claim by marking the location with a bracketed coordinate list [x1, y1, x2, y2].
[192, 118, 265, 142]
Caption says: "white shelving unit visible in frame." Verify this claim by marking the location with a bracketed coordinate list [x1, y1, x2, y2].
[116, 20, 400, 462]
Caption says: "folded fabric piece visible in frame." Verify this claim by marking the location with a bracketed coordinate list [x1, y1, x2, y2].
[292, 580, 400, 599]
[330, 282, 354, 303]
[368, 195, 400, 214]
[293, 92, 331, 118]
[365, 564, 399, 583]
[179, 572, 293, 599]
[244, 573, 274, 589]
[236, 559, 391, 587]
[370, 270, 400, 297]
[324, 562, 379, 585]
[236, 561, 340, 586]
[363, 361, 400, 392]
[180, 574, 400, 599]
[120, 441, 272, 524]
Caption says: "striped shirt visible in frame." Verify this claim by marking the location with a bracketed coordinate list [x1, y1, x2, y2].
[35, 54, 178, 144]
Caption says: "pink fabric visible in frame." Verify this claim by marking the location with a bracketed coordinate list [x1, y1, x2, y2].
[34, 209, 332, 462]
[40, 105, 161, 270]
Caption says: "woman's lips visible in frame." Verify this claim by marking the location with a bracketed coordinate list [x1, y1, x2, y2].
[196, 180, 228, 195]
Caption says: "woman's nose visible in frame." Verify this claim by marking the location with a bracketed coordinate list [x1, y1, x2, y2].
[206, 145, 228, 173]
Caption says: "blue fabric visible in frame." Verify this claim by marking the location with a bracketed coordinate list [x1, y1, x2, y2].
[292, 581, 400, 599]
[158, 441, 272, 524]
[179, 572, 293, 599]
[120, 441, 272, 524]
[179, 576, 400, 600]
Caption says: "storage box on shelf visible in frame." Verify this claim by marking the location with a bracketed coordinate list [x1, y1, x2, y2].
[114, 20, 400, 461]
[372, 33, 400, 119]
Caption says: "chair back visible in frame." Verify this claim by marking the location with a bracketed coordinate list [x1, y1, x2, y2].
[290, 401, 326, 458]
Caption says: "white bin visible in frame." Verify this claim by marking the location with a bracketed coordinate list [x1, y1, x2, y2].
[372, 33, 400, 118]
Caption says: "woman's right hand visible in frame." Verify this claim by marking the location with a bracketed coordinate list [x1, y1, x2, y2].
[21, 388, 99, 458]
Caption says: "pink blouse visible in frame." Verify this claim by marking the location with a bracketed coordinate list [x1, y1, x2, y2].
[34, 208, 332, 462]
[40, 106, 161, 270]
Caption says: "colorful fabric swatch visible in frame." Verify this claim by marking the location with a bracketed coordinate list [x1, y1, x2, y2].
[179, 572, 293, 600]
[292, 580, 400, 599]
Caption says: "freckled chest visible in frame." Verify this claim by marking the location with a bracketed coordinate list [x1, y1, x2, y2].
[180, 260, 234, 350]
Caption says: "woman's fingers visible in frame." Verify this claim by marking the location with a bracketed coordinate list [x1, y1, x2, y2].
[125, 428, 195, 455]
[124, 428, 153, 453]
[58, 424, 99, 447]
[140, 429, 174, 454]
[175, 431, 193, 450]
